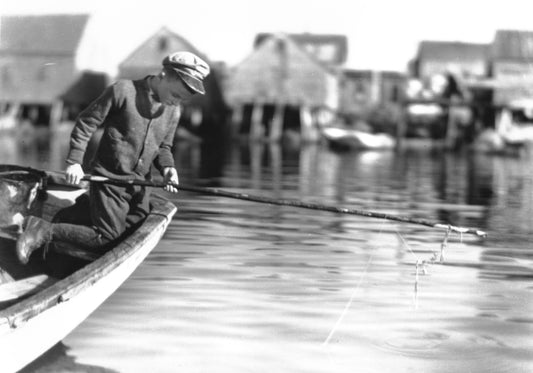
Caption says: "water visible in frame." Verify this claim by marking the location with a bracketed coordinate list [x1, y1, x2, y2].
[5, 130, 533, 373]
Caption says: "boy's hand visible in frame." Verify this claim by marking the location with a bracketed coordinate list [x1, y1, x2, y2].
[163, 167, 179, 193]
[65, 163, 84, 185]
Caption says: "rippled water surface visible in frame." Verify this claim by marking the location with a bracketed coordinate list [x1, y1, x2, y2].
[6, 131, 533, 373]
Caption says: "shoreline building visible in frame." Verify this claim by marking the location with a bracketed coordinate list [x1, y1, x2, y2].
[0, 14, 108, 129]
[490, 29, 533, 105]
[225, 33, 347, 142]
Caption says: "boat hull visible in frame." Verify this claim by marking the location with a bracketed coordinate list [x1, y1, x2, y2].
[0, 196, 176, 372]
[322, 127, 395, 150]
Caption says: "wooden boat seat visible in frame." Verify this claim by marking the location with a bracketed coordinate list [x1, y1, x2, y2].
[0, 267, 14, 284]
[0, 274, 57, 305]
[51, 243, 100, 262]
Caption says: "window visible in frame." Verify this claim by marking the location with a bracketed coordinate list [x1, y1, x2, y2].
[159, 37, 168, 52]
[317, 44, 336, 62]
[355, 82, 366, 94]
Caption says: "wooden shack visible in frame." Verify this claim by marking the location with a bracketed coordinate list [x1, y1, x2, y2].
[117, 27, 228, 140]
[490, 30, 533, 105]
[401, 41, 490, 145]
[340, 70, 405, 116]
[413, 41, 489, 79]
[254, 33, 348, 67]
[226, 33, 342, 142]
[0, 14, 108, 128]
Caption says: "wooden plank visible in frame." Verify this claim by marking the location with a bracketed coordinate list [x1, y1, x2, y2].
[0, 275, 56, 302]
[52, 244, 100, 262]
[0, 268, 14, 284]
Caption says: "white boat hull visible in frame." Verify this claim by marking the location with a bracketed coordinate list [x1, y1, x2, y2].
[0, 200, 176, 372]
[322, 127, 396, 150]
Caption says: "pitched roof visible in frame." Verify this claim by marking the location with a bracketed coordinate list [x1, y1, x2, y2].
[417, 41, 489, 62]
[227, 33, 338, 107]
[492, 29, 533, 60]
[254, 32, 348, 65]
[0, 14, 89, 55]
[119, 27, 203, 70]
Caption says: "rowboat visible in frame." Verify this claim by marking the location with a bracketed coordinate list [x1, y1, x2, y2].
[0, 165, 177, 372]
[472, 103, 533, 155]
[321, 126, 396, 150]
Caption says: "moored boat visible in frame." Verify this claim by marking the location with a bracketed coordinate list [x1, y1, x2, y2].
[472, 101, 533, 155]
[321, 126, 396, 150]
[0, 165, 176, 372]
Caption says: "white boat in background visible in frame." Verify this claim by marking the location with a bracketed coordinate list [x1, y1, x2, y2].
[322, 126, 396, 150]
[473, 99, 533, 154]
[0, 103, 20, 131]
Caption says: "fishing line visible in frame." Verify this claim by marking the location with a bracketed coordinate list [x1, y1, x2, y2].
[396, 226, 454, 308]
[323, 222, 453, 347]
[322, 256, 373, 346]
[395, 229, 425, 308]
[321, 218, 393, 346]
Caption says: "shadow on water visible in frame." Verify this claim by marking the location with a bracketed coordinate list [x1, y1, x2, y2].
[19, 342, 119, 373]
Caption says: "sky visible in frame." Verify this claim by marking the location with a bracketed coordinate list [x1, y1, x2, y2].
[2, 0, 533, 75]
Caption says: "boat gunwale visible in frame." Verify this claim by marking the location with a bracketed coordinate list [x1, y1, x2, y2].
[0, 197, 176, 331]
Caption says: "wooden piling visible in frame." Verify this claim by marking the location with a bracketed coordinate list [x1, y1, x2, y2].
[49, 100, 63, 132]
[250, 102, 264, 140]
[300, 106, 319, 142]
[230, 104, 244, 137]
[396, 106, 407, 149]
[444, 106, 458, 149]
[269, 103, 284, 141]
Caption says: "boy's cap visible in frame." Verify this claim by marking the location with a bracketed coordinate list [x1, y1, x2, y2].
[162, 51, 210, 95]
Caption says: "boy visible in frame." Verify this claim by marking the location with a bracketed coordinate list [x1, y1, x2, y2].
[16, 51, 210, 264]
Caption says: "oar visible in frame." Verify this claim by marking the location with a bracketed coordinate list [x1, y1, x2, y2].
[73, 174, 487, 238]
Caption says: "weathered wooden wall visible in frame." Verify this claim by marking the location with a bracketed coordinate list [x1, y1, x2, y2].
[226, 35, 339, 109]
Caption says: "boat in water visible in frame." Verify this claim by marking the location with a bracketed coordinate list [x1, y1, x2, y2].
[321, 126, 396, 150]
[0, 165, 176, 372]
[472, 99, 533, 154]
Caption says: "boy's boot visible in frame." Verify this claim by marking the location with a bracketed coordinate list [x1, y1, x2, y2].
[16, 216, 53, 264]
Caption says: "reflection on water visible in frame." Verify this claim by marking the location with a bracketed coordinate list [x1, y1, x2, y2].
[0, 128, 71, 171]
[3, 129, 533, 373]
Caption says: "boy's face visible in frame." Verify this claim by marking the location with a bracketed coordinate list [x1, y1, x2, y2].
[157, 74, 196, 106]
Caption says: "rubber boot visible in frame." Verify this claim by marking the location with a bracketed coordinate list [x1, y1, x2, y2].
[16, 216, 53, 264]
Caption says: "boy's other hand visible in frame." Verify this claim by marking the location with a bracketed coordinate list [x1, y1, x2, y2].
[163, 167, 179, 193]
[65, 163, 84, 185]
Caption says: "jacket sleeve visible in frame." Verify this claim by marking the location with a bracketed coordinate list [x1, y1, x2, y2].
[153, 106, 180, 173]
[66, 84, 116, 165]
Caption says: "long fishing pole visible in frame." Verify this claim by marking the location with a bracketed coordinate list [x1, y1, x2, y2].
[66, 173, 486, 238]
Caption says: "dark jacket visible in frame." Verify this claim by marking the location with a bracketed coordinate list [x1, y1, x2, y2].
[67, 77, 180, 180]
